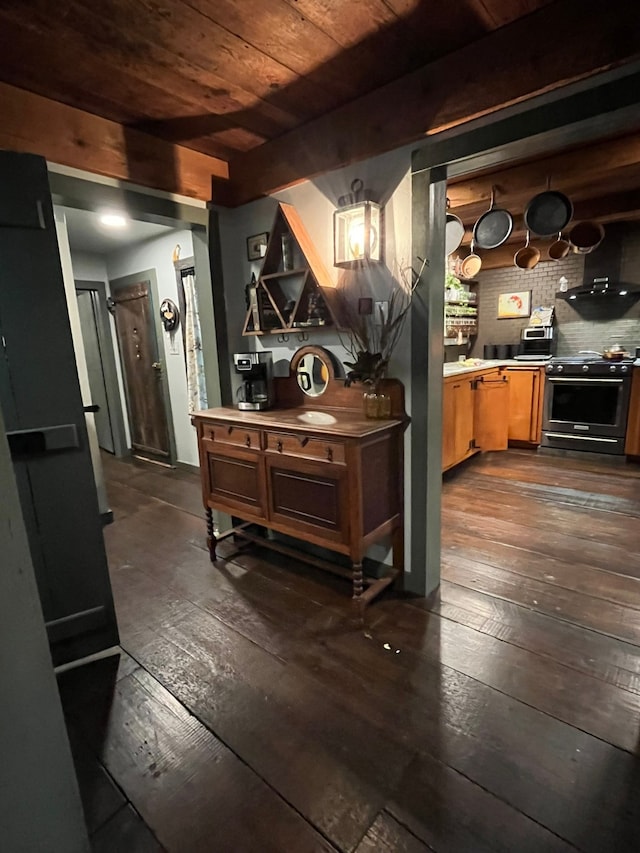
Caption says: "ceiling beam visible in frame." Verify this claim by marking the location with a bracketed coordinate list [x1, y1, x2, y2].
[0, 82, 228, 201]
[222, 0, 640, 205]
[447, 133, 640, 212]
[454, 165, 640, 230]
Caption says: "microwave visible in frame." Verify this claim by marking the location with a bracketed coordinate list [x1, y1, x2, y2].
[522, 326, 553, 341]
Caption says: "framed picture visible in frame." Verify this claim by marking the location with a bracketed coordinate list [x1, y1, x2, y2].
[498, 290, 531, 319]
[247, 232, 268, 261]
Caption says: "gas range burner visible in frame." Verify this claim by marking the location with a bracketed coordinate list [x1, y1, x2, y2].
[550, 355, 633, 364]
[547, 356, 633, 375]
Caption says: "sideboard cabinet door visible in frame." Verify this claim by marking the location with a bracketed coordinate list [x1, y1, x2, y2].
[266, 456, 349, 545]
[203, 440, 266, 520]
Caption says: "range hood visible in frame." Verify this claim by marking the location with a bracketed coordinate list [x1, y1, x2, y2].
[557, 224, 640, 300]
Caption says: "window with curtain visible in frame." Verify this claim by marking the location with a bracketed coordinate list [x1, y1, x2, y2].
[179, 268, 208, 413]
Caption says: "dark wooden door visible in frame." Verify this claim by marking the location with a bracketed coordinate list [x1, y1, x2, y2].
[112, 282, 170, 460]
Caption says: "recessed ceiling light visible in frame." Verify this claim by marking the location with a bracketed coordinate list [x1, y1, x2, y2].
[99, 213, 127, 228]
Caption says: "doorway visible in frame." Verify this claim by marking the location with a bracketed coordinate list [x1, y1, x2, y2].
[110, 276, 174, 463]
[75, 280, 127, 456]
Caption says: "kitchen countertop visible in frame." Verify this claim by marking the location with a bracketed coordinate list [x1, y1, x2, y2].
[443, 359, 551, 377]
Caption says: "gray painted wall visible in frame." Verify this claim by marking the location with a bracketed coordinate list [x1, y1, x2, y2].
[216, 148, 423, 581]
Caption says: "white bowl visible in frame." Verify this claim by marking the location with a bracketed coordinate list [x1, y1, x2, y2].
[296, 411, 337, 426]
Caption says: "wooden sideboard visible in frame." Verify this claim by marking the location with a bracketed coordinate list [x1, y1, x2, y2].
[192, 376, 408, 606]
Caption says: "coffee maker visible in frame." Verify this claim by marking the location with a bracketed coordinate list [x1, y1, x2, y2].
[234, 351, 274, 410]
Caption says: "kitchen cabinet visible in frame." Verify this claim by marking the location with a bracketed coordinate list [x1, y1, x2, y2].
[506, 366, 545, 444]
[442, 377, 474, 470]
[442, 368, 508, 471]
[193, 376, 408, 606]
[625, 368, 640, 456]
[474, 370, 510, 450]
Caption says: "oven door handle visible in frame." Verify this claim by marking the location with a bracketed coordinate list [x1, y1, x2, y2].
[544, 432, 620, 444]
[547, 377, 624, 384]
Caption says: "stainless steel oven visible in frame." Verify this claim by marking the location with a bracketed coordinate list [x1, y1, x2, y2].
[541, 358, 632, 454]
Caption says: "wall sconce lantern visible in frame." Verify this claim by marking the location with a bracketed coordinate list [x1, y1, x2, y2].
[333, 179, 383, 268]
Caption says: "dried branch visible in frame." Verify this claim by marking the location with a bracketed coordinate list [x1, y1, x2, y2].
[338, 259, 424, 385]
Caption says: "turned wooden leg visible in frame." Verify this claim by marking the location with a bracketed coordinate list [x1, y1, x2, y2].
[352, 561, 364, 600]
[205, 506, 217, 562]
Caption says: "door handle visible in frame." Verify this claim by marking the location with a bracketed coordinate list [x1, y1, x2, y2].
[7, 424, 79, 456]
[152, 362, 162, 370]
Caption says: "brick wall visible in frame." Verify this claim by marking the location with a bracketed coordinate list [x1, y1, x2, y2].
[470, 224, 640, 357]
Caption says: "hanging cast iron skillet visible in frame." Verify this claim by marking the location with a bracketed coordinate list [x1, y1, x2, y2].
[473, 187, 514, 250]
[445, 198, 465, 256]
[524, 180, 573, 237]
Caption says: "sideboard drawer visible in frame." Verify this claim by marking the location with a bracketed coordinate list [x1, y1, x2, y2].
[202, 423, 261, 450]
[264, 431, 346, 465]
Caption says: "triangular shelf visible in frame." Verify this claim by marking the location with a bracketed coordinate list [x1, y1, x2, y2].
[243, 202, 344, 336]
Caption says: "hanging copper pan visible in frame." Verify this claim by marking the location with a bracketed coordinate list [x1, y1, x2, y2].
[459, 239, 482, 279]
[548, 232, 571, 261]
[514, 232, 540, 270]
[569, 221, 605, 254]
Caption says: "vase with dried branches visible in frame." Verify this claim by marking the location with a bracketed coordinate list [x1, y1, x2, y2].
[338, 260, 425, 418]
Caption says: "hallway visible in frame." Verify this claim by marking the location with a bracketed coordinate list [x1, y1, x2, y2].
[59, 449, 640, 851]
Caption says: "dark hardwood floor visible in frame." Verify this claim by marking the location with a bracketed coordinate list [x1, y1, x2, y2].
[58, 449, 640, 852]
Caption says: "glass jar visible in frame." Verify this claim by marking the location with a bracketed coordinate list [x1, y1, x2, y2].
[363, 384, 392, 419]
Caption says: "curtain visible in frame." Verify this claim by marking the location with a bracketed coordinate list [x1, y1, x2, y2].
[181, 271, 208, 413]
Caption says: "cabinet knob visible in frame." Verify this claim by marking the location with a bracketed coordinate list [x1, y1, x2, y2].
[326, 447, 333, 462]
[245, 435, 251, 447]
[276, 440, 283, 452]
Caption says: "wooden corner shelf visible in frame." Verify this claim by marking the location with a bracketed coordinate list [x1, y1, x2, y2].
[243, 202, 344, 337]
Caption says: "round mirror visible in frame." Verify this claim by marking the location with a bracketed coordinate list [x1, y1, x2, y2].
[290, 346, 338, 397]
[296, 353, 329, 397]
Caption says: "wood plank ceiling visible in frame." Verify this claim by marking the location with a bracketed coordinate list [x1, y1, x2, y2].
[0, 0, 554, 162]
[1, 0, 640, 203]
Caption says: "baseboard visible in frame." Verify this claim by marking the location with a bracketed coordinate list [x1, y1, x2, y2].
[132, 453, 175, 469]
[173, 459, 200, 474]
